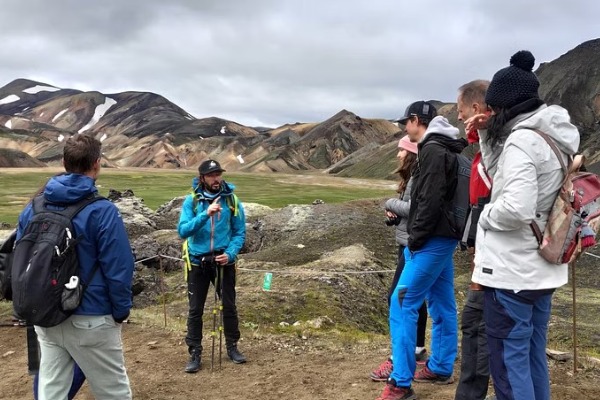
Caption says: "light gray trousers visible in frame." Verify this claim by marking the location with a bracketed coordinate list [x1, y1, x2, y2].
[35, 314, 131, 400]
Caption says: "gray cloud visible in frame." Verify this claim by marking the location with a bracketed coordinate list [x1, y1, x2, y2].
[1, 0, 597, 126]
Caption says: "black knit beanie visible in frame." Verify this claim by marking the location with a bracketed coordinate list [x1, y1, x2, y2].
[485, 50, 540, 109]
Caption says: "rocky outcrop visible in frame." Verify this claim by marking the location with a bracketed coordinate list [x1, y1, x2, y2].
[108, 189, 157, 237]
[154, 196, 186, 230]
[130, 230, 182, 273]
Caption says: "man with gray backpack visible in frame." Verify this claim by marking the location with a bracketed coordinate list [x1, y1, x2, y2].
[13, 134, 134, 400]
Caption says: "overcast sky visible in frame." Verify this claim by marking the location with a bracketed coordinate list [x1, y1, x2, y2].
[1, 0, 597, 127]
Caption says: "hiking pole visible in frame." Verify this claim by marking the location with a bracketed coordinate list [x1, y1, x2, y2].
[571, 261, 578, 375]
[211, 263, 218, 372]
[218, 264, 224, 370]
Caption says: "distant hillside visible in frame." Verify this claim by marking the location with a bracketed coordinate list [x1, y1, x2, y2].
[1, 37, 599, 177]
[0, 147, 46, 167]
[0, 79, 402, 173]
[536, 38, 600, 162]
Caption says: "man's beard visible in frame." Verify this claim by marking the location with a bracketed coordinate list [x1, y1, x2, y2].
[205, 182, 221, 193]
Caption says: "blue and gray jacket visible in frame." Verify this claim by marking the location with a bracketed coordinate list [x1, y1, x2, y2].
[16, 174, 134, 321]
[177, 178, 246, 263]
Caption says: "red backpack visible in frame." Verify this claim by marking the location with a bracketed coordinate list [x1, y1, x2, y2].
[530, 130, 600, 264]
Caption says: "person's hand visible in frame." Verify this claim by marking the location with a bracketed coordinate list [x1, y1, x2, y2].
[385, 210, 397, 218]
[207, 197, 222, 217]
[465, 113, 489, 132]
[215, 253, 229, 265]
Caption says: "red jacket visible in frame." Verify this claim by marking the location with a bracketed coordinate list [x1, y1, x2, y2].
[468, 129, 492, 206]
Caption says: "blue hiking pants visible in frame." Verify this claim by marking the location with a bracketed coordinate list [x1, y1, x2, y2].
[484, 288, 554, 400]
[389, 237, 458, 387]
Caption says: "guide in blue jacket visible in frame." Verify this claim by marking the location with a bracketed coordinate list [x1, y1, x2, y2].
[178, 159, 246, 372]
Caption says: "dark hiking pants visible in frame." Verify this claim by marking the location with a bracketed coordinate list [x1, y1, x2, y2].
[455, 289, 489, 400]
[185, 259, 240, 353]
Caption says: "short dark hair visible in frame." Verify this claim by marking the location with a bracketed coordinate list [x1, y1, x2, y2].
[458, 80, 490, 108]
[63, 134, 102, 174]
[411, 115, 433, 127]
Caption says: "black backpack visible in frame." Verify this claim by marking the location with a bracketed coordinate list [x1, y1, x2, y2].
[11, 194, 104, 327]
[424, 141, 472, 240]
[0, 230, 17, 301]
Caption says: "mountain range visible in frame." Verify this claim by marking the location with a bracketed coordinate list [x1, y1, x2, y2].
[1, 38, 599, 177]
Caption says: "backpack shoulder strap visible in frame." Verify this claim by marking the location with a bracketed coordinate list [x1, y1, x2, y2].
[532, 129, 570, 175]
[226, 194, 239, 217]
[533, 128, 586, 183]
[65, 194, 106, 288]
[32, 193, 106, 221]
[529, 129, 580, 245]
[63, 193, 106, 221]
[422, 139, 444, 149]
[63, 194, 105, 286]
[419, 139, 451, 167]
[81, 262, 101, 288]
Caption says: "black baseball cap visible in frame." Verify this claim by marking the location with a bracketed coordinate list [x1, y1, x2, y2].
[396, 101, 437, 125]
[198, 159, 226, 175]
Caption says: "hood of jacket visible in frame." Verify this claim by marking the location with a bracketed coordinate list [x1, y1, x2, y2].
[510, 105, 580, 156]
[422, 116, 460, 141]
[420, 116, 467, 154]
[44, 174, 98, 204]
[419, 117, 467, 155]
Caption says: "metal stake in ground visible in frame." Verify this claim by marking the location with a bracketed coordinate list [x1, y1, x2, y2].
[572, 261, 578, 375]
[160, 256, 167, 328]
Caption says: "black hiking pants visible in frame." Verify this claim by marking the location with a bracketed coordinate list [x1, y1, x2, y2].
[454, 289, 490, 400]
[185, 256, 240, 354]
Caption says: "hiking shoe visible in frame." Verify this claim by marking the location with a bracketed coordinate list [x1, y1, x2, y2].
[227, 345, 247, 364]
[413, 364, 453, 384]
[370, 358, 393, 381]
[415, 348, 427, 365]
[376, 379, 417, 400]
[184, 350, 201, 373]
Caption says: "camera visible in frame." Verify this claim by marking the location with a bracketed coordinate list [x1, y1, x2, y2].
[385, 215, 402, 226]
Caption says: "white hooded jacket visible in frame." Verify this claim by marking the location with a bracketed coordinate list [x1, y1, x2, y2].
[472, 105, 580, 290]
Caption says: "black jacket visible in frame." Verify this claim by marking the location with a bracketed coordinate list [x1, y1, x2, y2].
[407, 133, 468, 251]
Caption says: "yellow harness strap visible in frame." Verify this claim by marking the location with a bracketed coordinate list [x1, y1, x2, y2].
[182, 239, 192, 281]
[227, 194, 239, 217]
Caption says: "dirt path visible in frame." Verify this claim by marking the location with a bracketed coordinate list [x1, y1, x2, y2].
[1, 321, 598, 400]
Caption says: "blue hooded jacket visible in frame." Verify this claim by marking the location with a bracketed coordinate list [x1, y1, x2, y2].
[178, 178, 246, 262]
[16, 174, 133, 321]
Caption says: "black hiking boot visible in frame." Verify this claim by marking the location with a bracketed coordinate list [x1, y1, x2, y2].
[227, 345, 247, 364]
[185, 349, 201, 373]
